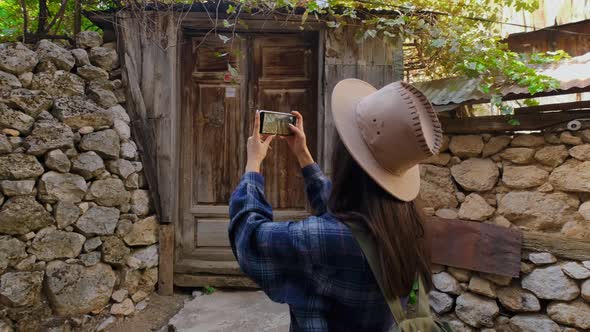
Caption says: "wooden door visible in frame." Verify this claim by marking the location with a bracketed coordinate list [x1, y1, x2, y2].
[252, 35, 318, 209]
[176, 33, 318, 283]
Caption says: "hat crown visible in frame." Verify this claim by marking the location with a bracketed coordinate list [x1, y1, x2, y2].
[355, 81, 442, 175]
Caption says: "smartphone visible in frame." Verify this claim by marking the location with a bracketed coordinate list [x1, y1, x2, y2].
[259, 110, 297, 136]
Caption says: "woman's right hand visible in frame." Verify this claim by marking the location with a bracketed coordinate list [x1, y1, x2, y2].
[284, 111, 314, 168]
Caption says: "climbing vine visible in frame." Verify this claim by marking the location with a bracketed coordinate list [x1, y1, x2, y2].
[224, 0, 568, 95]
[0, 0, 570, 110]
[257, 0, 569, 122]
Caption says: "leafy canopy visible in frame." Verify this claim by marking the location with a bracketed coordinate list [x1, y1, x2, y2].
[230, 0, 567, 95]
[0, 0, 113, 40]
[0, 0, 568, 99]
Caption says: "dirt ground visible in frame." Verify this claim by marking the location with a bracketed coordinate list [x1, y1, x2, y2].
[100, 289, 289, 332]
[167, 290, 289, 332]
[107, 291, 190, 332]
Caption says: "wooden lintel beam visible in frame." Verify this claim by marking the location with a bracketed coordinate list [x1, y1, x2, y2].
[174, 274, 258, 289]
[426, 217, 590, 275]
[522, 231, 590, 261]
[441, 109, 590, 134]
[515, 100, 590, 114]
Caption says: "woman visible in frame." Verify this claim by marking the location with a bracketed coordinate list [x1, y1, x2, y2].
[229, 79, 443, 331]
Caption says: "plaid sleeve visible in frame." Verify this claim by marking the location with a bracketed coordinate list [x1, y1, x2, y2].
[302, 163, 332, 215]
[228, 172, 312, 303]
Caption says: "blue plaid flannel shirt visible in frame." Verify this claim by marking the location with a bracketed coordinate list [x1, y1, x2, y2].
[229, 163, 399, 331]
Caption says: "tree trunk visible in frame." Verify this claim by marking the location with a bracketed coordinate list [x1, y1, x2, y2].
[37, 0, 49, 34]
[74, 0, 81, 38]
[19, 0, 28, 41]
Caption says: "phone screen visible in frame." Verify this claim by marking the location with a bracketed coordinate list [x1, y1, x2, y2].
[259, 111, 296, 136]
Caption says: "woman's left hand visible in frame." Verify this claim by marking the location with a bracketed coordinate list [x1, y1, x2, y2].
[245, 111, 275, 173]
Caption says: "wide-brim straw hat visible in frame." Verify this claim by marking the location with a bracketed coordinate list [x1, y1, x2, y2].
[331, 79, 443, 201]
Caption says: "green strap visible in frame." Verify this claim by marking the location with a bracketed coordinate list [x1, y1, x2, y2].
[415, 275, 430, 318]
[344, 221, 431, 323]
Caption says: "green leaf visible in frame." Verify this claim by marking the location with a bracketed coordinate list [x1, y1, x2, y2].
[478, 83, 491, 94]
[408, 280, 419, 305]
[227, 4, 236, 14]
[218, 34, 230, 44]
[363, 29, 377, 40]
[306, 1, 319, 12]
[409, 290, 417, 305]
[203, 285, 216, 295]
[228, 63, 239, 78]
[500, 104, 514, 115]
[326, 21, 340, 28]
[430, 39, 445, 48]
[301, 10, 309, 25]
[490, 95, 503, 105]
[383, 31, 396, 38]
[523, 98, 539, 106]
[223, 19, 234, 28]
[508, 118, 521, 126]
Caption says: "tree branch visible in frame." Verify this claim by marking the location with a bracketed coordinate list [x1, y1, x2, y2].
[74, 0, 82, 36]
[46, 0, 69, 33]
[19, 0, 28, 41]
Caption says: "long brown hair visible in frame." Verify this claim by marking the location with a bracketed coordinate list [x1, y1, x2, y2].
[328, 134, 432, 299]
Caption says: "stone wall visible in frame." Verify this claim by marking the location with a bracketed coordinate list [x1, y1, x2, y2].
[421, 133, 590, 331]
[431, 254, 590, 332]
[420, 132, 590, 240]
[0, 32, 158, 331]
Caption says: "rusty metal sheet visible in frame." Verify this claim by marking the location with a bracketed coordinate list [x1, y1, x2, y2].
[425, 217, 523, 278]
[414, 52, 590, 107]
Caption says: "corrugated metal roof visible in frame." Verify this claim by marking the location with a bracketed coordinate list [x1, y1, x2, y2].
[413, 52, 590, 107]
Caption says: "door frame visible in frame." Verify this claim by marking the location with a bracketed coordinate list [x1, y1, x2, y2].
[172, 26, 326, 287]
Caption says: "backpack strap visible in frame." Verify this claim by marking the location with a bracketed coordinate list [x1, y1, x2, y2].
[343, 221, 408, 323]
[415, 274, 431, 318]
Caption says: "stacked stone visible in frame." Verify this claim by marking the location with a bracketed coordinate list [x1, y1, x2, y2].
[420, 133, 590, 240]
[420, 132, 590, 330]
[430, 253, 590, 331]
[0, 31, 158, 331]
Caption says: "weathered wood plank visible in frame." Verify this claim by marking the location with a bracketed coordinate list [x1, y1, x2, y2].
[174, 259, 242, 275]
[121, 51, 163, 219]
[189, 205, 309, 220]
[522, 231, 590, 261]
[425, 217, 522, 277]
[514, 100, 590, 115]
[158, 223, 174, 296]
[181, 12, 323, 33]
[118, 11, 181, 224]
[177, 33, 198, 261]
[174, 274, 258, 288]
[196, 219, 231, 247]
[185, 247, 237, 261]
[441, 110, 590, 134]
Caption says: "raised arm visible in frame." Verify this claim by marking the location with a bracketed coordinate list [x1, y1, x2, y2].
[283, 111, 332, 215]
[228, 111, 309, 299]
[302, 163, 332, 215]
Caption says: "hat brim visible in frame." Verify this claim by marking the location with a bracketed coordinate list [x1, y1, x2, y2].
[331, 79, 420, 202]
